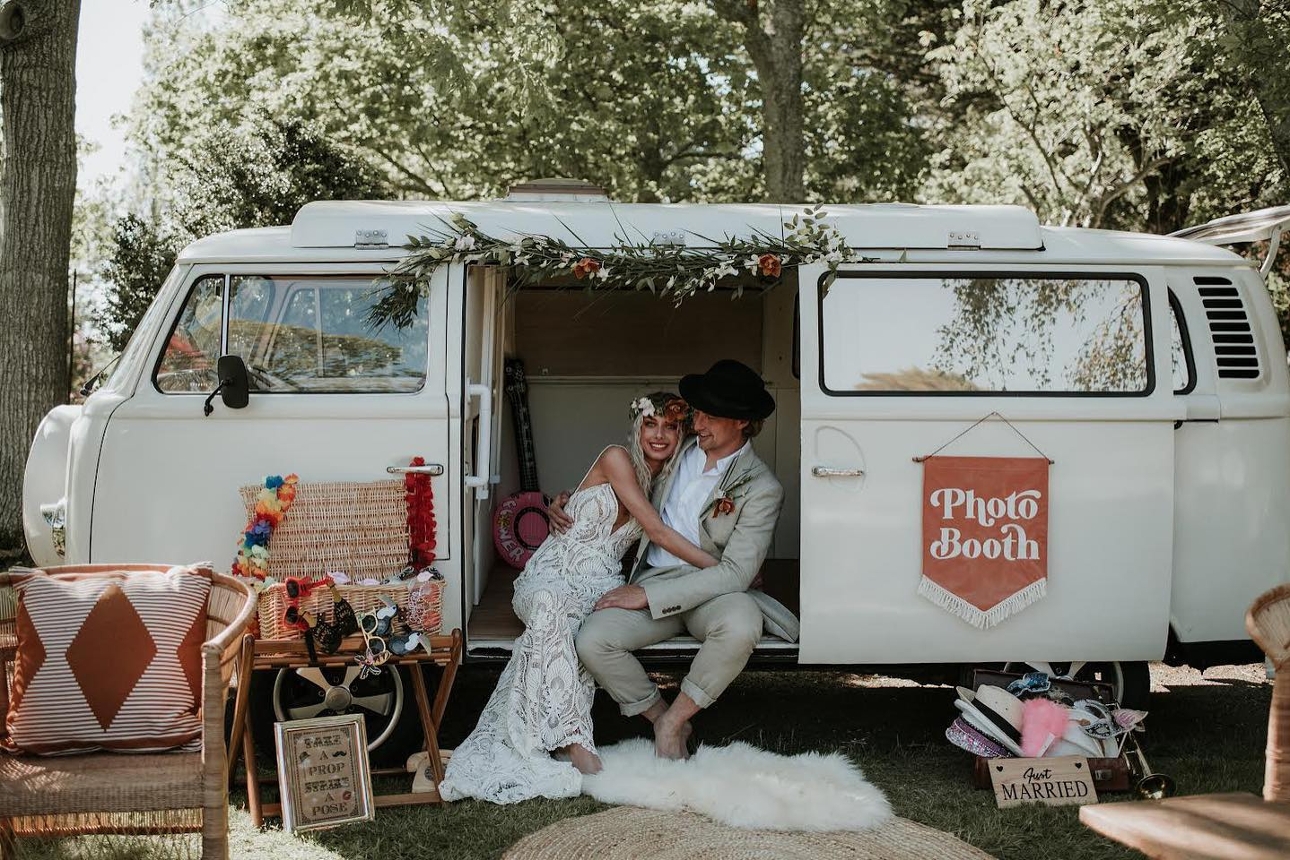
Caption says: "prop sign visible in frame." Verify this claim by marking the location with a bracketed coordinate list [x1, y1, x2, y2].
[275, 714, 374, 833]
[919, 456, 1050, 628]
[989, 756, 1098, 808]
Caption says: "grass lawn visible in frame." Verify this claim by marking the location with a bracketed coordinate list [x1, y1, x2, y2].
[11, 662, 1272, 860]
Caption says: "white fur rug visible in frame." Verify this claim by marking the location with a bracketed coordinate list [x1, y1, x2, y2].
[581, 739, 892, 832]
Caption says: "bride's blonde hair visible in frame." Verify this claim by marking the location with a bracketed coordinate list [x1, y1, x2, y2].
[627, 391, 687, 494]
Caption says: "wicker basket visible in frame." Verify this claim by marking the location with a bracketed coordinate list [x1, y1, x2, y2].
[238, 479, 410, 583]
[256, 579, 442, 641]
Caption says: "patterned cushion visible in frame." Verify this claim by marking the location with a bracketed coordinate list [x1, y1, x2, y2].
[4, 565, 211, 755]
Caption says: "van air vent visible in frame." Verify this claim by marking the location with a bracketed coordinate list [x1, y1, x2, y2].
[1194, 276, 1259, 379]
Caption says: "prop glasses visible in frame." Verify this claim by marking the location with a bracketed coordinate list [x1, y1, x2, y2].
[355, 610, 391, 678]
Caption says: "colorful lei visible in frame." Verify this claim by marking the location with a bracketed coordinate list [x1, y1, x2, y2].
[232, 473, 299, 580]
[405, 457, 438, 568]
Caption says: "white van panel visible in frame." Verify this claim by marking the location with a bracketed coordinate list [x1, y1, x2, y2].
[798, 263, 1178, 664]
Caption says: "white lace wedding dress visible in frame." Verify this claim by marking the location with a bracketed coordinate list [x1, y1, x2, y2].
[438, 470, 642, 803]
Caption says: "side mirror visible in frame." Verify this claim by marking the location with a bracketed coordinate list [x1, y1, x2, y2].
[202, 355, 250, 416]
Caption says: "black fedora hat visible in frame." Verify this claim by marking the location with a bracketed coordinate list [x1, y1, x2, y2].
[679, 359, 775, 421]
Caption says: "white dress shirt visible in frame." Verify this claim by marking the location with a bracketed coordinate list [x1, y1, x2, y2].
[646, 441, 749, 569]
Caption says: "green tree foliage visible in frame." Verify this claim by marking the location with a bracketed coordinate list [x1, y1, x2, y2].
[97, 215, 175, 353]
[130, 0, 934, 204]
[923, 0, 1284, 231]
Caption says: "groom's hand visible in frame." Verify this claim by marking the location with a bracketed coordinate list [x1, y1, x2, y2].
[547, 491, 573, 533]
[595, 584, 648, 611]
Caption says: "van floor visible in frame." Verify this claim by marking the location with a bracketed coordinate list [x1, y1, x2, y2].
[467, 559, 800, 652]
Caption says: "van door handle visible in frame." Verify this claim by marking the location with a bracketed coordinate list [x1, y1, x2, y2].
[387, 464, 445, 476]
[464, 381, 493, 499]
[812, 466, 865, 477]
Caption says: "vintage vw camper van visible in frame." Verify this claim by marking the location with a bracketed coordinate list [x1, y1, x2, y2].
[23, 189, 1290, 721]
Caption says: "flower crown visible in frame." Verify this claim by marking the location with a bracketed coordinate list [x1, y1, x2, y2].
[630, 395, 690, 423]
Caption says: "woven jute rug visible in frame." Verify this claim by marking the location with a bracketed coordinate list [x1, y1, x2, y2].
[501, 807, 996, 860]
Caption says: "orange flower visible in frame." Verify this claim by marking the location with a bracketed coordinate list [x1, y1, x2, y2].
[662, 398, 690, 424]
[757, 253, 782, 278]
[278, 485, 297, 504]
[712, 496, 736, 518]
[255, 501, 284, 526]
[572, 257, 601, 279]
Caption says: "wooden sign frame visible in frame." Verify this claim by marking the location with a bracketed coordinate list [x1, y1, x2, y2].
[988, 756, 1099, 809]
[274, 713, 375, 832]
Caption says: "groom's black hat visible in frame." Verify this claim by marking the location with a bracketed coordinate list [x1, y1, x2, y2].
[679, 359, 776, 421]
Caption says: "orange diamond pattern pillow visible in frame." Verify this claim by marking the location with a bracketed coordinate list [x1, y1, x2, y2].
[4, 565, 211, 755]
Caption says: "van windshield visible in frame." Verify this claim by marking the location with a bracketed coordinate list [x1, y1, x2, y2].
[155, 273, 429, 394]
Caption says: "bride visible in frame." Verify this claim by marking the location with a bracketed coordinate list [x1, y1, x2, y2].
[438, 392, 719, 804]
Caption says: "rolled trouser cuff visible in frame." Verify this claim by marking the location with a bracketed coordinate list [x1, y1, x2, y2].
[619, 687, 662, 717]
[681, 678, 717, 709]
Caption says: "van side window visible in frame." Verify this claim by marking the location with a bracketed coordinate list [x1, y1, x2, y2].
[155, 274, 224, 393]
[1169, 291, 1195, 394]
[153, 274, 429, 394]
[820, 273, 1150, 395]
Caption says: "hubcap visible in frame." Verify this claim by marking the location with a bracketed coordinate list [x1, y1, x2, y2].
[323, 684, 353, 711]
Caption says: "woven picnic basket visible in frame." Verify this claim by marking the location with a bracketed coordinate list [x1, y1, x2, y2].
[239, 479, 442, 640]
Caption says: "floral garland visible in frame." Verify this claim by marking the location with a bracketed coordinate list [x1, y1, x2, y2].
[404, 457, 438, 568]
[368, 206, 871, 330]
[232, 474, 299, 580]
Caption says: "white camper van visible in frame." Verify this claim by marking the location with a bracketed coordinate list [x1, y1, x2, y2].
[23, 189, 1290, 721]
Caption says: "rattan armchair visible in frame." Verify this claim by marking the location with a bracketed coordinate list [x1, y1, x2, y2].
[0, 565, 256, 860]
[1247, 582, 1290, 803]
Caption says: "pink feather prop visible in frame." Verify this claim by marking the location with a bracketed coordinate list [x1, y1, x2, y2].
[1021, 698, 1070, 758]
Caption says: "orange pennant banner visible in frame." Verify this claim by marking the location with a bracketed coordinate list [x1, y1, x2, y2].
[919, 456, 1050, 628]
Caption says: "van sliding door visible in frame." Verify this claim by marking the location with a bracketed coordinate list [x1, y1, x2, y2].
[797, 264, 1181, 664]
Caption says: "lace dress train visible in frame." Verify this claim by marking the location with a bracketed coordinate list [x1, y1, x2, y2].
[438, 478, 641, 803]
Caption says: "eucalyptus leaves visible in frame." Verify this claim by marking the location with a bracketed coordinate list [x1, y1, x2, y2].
[368, 205, 869, 329]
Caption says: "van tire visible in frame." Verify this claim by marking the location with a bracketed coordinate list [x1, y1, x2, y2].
[1072, 660, 1151, 710]
[249, 665, 426, 767]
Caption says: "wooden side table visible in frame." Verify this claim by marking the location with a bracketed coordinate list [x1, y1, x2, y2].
[1080, 792, 1290, 860]
[228, 630, 463, 826]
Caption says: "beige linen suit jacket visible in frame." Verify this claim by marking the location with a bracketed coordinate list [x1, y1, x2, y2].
[631, 439, 800, 642]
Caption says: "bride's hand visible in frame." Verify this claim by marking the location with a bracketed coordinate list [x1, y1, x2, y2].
[547, 491, 573, 533]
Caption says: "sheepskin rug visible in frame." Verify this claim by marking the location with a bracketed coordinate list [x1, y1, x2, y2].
[581, 738, 893, 831]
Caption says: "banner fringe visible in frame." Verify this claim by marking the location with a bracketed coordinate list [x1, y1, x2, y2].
[917, 577, 1047, 629]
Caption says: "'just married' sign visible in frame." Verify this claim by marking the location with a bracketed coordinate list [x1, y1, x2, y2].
[918, 456, 1050, 628]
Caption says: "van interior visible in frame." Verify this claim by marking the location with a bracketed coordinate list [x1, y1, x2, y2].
[465, 269, 801, 656]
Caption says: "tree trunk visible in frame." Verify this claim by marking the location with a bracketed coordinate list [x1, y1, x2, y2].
[0, 0, 80, 552]
[715, 0, 806, 202]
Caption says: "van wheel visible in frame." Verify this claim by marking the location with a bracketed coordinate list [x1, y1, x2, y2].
[249, 665, 427, 768]
[1003, 660, 1151, 710]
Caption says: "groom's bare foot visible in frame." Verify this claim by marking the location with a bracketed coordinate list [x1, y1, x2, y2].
[561, 744, 603, 775]
[653, 715, 692, 760]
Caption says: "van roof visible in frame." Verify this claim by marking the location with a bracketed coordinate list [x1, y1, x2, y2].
[175, 201, 1247, 268]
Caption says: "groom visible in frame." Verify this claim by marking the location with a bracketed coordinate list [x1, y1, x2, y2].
[572, 359, 785, 759]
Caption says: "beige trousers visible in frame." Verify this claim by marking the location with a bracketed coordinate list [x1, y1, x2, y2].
[575, 591, 762, 715]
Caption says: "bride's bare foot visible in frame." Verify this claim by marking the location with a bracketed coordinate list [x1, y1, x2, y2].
[560, 744, 603, 775]
[653, 715, 692, 760]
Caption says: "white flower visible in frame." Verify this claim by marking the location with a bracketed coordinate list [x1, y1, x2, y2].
[666, 276, 677, 289]
[595, 266, 610, 280]
[824, 250, 843, 264]
[633, 396, 656, 418]
[714, 261, 738, 279]
[454, 234, 476, 252]
[744, 255, 760, 272]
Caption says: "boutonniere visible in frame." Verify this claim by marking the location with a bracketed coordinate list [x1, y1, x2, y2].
[704, 468, 754, 519]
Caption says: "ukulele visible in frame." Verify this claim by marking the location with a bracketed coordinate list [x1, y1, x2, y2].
[493, 358, 551, 568]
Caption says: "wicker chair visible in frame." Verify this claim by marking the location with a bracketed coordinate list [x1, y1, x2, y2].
[0, 565, 256, 860]
[1247, 582, 1290, 803]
